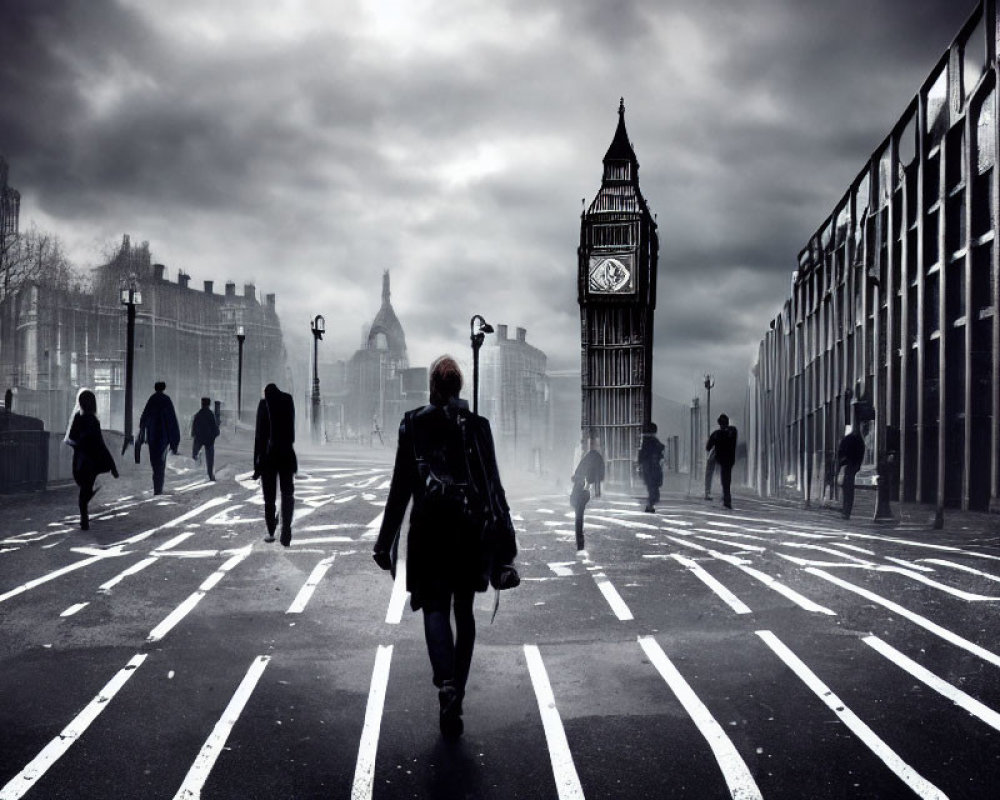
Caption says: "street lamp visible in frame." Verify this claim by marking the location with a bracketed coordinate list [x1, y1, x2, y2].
[469, 314, 494, 415]
[311, 314, 325, 444]
[703, 374, 716, 500]
[119, 274, 142, 455]
[235, 325, 246, 427]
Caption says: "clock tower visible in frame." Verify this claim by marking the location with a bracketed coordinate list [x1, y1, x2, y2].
[578, 99, 659, 485]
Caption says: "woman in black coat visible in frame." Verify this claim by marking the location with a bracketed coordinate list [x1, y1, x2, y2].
[373, 355, 518, 737]
[64, 389, 118, 530]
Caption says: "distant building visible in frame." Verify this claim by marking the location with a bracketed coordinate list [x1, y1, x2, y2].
[479, 324, 550, 474]
[747, 1, 998, 511]
[0, 234, 287, 432]
[0, 157, 21, 297]
[577, 99, 660, 485]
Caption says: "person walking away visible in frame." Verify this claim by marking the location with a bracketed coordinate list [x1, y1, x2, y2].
[64, 389, 119, 530]
[138, 381, 181, 495]
[191, 397, 221, 481]
[637, 422, 665, 513]
[373, 356, 519, 738]
[572, 439, 605, 550]
[253, 383, 297, 546]
[706, 414, 738, 509]
[837, 425, 866, 520]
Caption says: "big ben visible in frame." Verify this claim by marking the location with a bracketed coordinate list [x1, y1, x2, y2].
[578, 99, 659, 485]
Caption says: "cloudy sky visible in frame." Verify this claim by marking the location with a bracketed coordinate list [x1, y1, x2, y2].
[0, 0, 978, 419]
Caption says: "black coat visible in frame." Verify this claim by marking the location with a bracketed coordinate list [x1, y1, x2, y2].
[67, 413, 117, 480]
[253, 387, 297, 473]
[375, 400, 517, 611]
[707, 425, 738, 467]
[573, 449, 605, 486]
[637, 434, 665, 486]
[191, 407, 220, 445]
[838, 431, 865, 470]
[139, 391, 181, 453]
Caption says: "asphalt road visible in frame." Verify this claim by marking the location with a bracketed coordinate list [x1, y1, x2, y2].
[2, 446, 1000, 799]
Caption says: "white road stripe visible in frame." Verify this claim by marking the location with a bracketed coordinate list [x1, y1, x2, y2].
[0, 548, 127, 605]
[155, 532, 197, 552]
[756, 630, 946, 799]
[385, 561, 408, 624]
[806, 567, 1000, 668]
[147, 547, 252, 642]
[693, 535, 767, 552]
[877, 566, 1000, 601]
[523, 644, 585, 799]
[671, 554, 752, 614]
[99, 556, 159, 591]
[863, 635, 1000, 732]
[60, 602, 88, 617]
[638, 636, 762, 800]
[920, 558, 1000, 583]
[710, 553, 835, 615]
[112, 495, 232, 546]
[0, 654, 147, 800]
[351, 645, 394, 800]
[591, 572, 633, 621]
[287, 556, 336, 614]
[172, 655, 271, 800]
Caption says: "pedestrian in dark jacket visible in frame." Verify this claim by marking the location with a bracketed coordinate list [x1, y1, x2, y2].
[837, 426, 866, 519]
[254, 383, 297, 546]
[373, 355, 519, 738]
[191, 397, 221, 481]
[706, 414, 738, 509]
[138, 381, 181, 495]
[637, 422, 665, 513]
[571, 438, 604, 552]
[64, 389, 118, 530]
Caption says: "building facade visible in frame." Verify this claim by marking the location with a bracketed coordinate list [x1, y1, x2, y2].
[0, 234, 287, 433]
[578, 100, 660, 485]
[479, 324, 550, 474]
[748, 1, 998, 511]
[0, 158, 20, 297]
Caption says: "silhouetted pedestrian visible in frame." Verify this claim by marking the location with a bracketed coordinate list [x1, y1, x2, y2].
[571, 439, 604, 551]
[138, 381, 181, 495]
[706, 414, 738, 509]
[373, 356, 519, 738]
[637, 422, 665, 513]
[704, 449, 716, 500]
[191, 397, 220, 481]
[254, 383, 297, 546]
[837, 425, 866, 519]
[64, 389, 118, 530]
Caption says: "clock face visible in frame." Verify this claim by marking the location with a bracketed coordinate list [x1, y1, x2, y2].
[588, 253, 635, 294]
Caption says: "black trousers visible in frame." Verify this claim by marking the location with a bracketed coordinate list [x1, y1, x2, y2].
[74, 467, 97, 528]
[192, 440, 215, 479]
[719, 462, 733, 507]
[422, 589, 475, 693]
[261, 463, 295, 533]
[842, 466, 860, 518]
[150, 445, 169, 494]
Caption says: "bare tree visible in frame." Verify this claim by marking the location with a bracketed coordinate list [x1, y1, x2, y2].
[1, 223, 87, 297]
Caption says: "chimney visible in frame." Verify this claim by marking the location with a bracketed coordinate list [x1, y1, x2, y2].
[265, 293, 275, 310]
[203, 280, 214, 294]
[153, 263, 166, 282]
[497, 324, 508, 340]
[178, 271, 190, 289]
[225, 281, 236, 297]
[516, 326, 526, 343]
[244, 283, 256, 302]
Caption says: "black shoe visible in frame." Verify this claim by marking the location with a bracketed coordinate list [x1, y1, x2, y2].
[644, 505, 655, 513]
[280, 528, 292, 547]
[724, 502, 732, 509]
[439, 684, 463, 737]
[80, 520, 89, 531]
[263, 529, 276, 543]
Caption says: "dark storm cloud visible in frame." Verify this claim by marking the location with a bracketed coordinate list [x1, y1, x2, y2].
[0, 0, 984, 418]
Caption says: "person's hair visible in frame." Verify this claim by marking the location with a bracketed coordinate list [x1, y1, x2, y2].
[78, 390, 97, 415]
[429, 356, 462, 405]
[154, 381, 166, 392]
[644, 422, 657, 434]
[201, 397, 211, 407]
[718, 414, 729, 426]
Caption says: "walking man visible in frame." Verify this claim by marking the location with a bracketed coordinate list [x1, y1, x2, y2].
[571, 438, 604, 552]
[837, 425, 866, 519]
[254, 383, 297, 546]
[637, 422, 665, 513]
[138, 381, 181, 495]
[191, 397, 220, 481]
[706, 414, 738, 509]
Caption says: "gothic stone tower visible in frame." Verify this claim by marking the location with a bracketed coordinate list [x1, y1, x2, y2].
[578, 99, 659, 485]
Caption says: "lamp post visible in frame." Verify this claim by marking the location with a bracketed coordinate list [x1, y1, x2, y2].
[235, 325, 245, 428]
[704, 374, 716, 499]
[311, 314, 325, 444]
[119, 275, 142, 455]
[469, 314, 494, 415]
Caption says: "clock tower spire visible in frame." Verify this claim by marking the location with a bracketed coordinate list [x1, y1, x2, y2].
[577, 99, 659, 485]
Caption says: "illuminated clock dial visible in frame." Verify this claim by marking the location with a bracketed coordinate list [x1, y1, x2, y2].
[588, 254, 634, 294]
